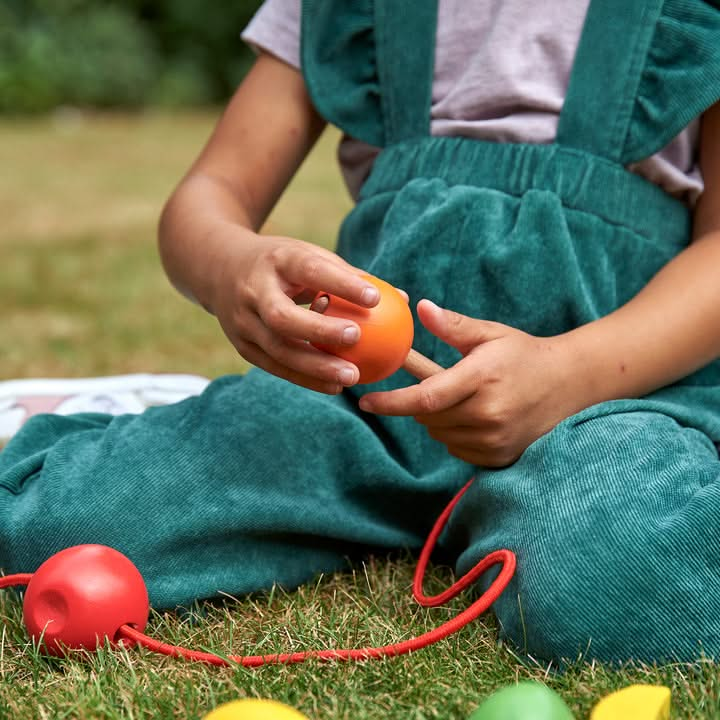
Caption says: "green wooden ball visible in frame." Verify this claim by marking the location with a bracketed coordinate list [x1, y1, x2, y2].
[469, 681, 575, 720]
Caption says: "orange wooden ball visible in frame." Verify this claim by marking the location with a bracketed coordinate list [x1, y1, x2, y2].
[312, 275, 414, 383]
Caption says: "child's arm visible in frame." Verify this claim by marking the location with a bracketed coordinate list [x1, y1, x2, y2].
[558, 100, 720, 403]
[360, 101, 720, 467]
[158, 53, 378, 394]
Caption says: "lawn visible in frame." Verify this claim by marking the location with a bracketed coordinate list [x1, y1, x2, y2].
[0, 109, 351, 379]
[1, 111, 719, 719]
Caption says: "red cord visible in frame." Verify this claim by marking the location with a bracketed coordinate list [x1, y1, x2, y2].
[1, 479, 516, 666]
[0, 574, 33, 589]
[413, 478, 492, 606]
[118, 478, 517, 666]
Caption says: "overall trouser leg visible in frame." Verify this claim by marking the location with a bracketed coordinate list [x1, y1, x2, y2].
[0, 371, 466, 608]
[450, 401, 720, 663]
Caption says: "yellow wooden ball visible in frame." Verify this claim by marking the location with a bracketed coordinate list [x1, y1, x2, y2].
[202, 699, 309, 720]
[590, 685, 671, 720]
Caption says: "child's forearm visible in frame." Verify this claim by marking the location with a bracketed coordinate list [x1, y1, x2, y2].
[560, 230, 720, 406]
[158, 173, 260, 311]
[157, 53, 327, 313]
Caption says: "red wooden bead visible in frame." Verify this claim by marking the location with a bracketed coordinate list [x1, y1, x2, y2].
[23, 544, 149, 656]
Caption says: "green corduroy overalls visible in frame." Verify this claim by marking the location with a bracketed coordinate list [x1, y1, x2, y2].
[2, 0, 720, 663]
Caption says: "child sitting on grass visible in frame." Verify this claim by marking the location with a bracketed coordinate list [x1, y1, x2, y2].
[2, 0, 720, 664]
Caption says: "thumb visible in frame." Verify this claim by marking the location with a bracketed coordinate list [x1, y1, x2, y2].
[417, 299, 507, 353]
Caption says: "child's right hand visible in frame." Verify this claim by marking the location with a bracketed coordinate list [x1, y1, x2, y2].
[158, 53, 381, 394]
[209, 229, 380, 394]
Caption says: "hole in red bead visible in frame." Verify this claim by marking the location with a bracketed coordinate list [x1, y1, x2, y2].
[114, 622, 138, 646]
[31, 589, 68, 638]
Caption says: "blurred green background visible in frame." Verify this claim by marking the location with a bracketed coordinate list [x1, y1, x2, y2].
[0, 0, 264, 114]
[0, 0, 353, 381]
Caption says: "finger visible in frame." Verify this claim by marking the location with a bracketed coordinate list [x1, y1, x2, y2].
[417, 299, 506, 354]
[281, 254, 381, 307]
[309, 294, 330, 313]
[358, 361, 476, 416]
[234, 338, 346, 395]
[430, 436, 520, 468]
[444, 443, 520, 468]
[234, 315, 360, 386]
[259, 291, 362, 347]
[425, 425, 488, 446]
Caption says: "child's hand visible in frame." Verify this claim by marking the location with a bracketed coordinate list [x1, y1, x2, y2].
[210, 230, 380, 394]
[359, 300, 585, 467]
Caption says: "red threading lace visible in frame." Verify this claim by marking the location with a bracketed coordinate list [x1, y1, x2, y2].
[0, 478, 515, 666]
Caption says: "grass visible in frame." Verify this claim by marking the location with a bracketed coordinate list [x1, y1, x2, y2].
[0, 109, 351, 379]
[1, 111, 720, 719]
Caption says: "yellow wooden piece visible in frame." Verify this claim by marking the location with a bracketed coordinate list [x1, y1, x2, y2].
[590, 685, 671, 720]
[203, 699, 310, 720]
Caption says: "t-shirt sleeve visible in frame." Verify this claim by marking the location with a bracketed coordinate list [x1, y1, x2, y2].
[241, 0, 301, 70]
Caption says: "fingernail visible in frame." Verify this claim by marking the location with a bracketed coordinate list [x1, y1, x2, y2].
[361, 287, 380, 304]
[339, 368, 357, 386]
[342, 326, 360, 344]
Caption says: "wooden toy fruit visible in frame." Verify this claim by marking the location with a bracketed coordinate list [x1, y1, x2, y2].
[202, 698, 310, 720]
[468, 681, 575, 720]
[311, 274, 414, 383]
[590, 684, 671, 720]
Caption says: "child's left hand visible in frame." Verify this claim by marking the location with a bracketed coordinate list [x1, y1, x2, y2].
[358, 299, 585, 467]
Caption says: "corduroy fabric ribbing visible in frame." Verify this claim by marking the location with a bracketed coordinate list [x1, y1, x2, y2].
[358, 137, 691, 244]
[2, 0, 720, 666]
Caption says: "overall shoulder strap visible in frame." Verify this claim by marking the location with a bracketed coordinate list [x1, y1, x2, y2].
[373, 0, 438, 143]
[556, 0, 665, 162]
[301, 0, 437, 147]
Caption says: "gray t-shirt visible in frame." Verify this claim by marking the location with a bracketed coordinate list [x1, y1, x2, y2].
[242, 0, 703, 205]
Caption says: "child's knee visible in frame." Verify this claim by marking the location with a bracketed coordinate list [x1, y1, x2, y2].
[496, 521, 720, 663]
[456, 405, 720, 662]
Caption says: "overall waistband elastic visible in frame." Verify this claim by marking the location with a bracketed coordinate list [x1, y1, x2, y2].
[359, 137, 691, 244]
